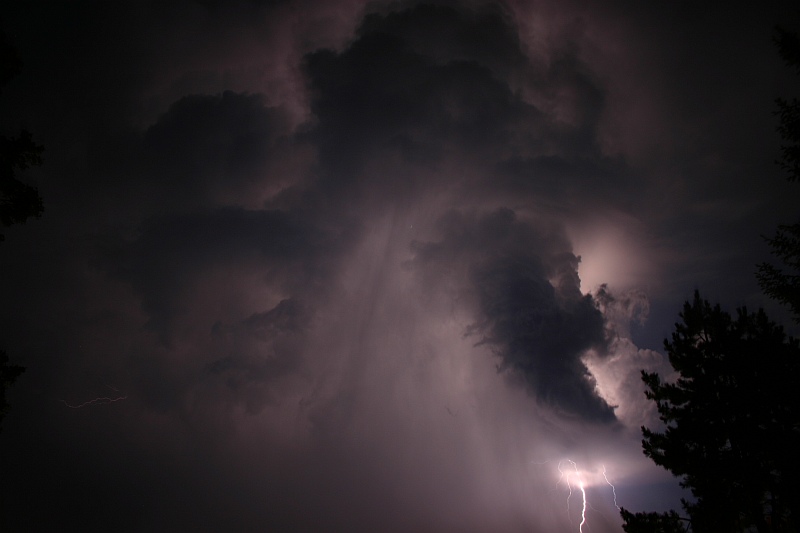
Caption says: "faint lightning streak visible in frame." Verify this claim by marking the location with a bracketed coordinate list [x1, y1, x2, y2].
[60, 396, 127, 408]
[556, 460, 574, 519]
[602, 464, 621, 510]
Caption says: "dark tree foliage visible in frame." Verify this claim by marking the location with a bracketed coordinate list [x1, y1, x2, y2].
[0, 26, 22, 90]
[0, 350, 24, 434]
[758, 27, 800, 320]
[624, 292, 800, 533]
[0, 130, 44, 240]
[0, 30, 35, 432]
[774, 27, 800, 183]
[758, 223, 800, 320]
[0, 28, 43, 242]
[620, 508, 690, 533]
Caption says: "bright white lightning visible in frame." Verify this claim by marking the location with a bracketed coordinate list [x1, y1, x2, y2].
[60, 396, 127, 408]
[578, 478, 587, 533]
[544, 458, 619, 533]
[560, 460, 587, 533]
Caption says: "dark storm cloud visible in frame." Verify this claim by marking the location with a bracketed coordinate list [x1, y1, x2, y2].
[472, 257, 611, 420]
[495, 153, 629, 205]
[301, 0, 630, 219]
[97, 0, 619, 434]
[4, 0, 797, 531]
[141, 91, 291, 205]
[303, 3, 543, 196]
[100, 206, 348, 341]
[207, 298, 311, 413]
[412, 208, 614, 421]
[193, 0, 291, 7]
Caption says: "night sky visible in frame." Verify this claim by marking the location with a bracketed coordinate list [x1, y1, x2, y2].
[1, 1, 799, 532]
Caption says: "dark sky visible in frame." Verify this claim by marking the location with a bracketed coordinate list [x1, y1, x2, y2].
[1, 1, 798, 532]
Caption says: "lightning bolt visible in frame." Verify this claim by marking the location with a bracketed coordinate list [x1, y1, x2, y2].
[602, 464, 620, 511]
[558, 460, 587, 533]
[60, 396, 127, 408]
[559, 459, 586, 533]
[554, 460, 569, 515]
[539, 458, 620, 533]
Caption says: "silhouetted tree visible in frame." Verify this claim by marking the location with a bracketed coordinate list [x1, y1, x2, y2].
[0, 350, 24, 434]
[0, 28, 37, 432]
[622, 292, 800, 532]
[774, 27, 800, 181]
[626, 24, 800, 533]
[620, 509, 689, 533]
[758, 27, 800, 320]
[0, 25, 21, 89]
[0, 28, 43, 242]
[0, 130, 44, 241]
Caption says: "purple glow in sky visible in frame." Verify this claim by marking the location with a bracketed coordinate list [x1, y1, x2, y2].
[1, 1, 799, 532]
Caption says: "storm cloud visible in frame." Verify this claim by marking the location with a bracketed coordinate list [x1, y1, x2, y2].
[411, 207, 613, 421]
[1, 1, 797, 531]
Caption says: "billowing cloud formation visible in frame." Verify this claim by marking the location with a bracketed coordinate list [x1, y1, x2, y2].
[412, 207, 613, 421]
[141, 92, 292, 206]
[1, 0, 794, 531]
[207, 298, 310, 414]
[97, 0, 620, 422]
[103, 206, 346, 340]
[302, 2, 620, 211]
